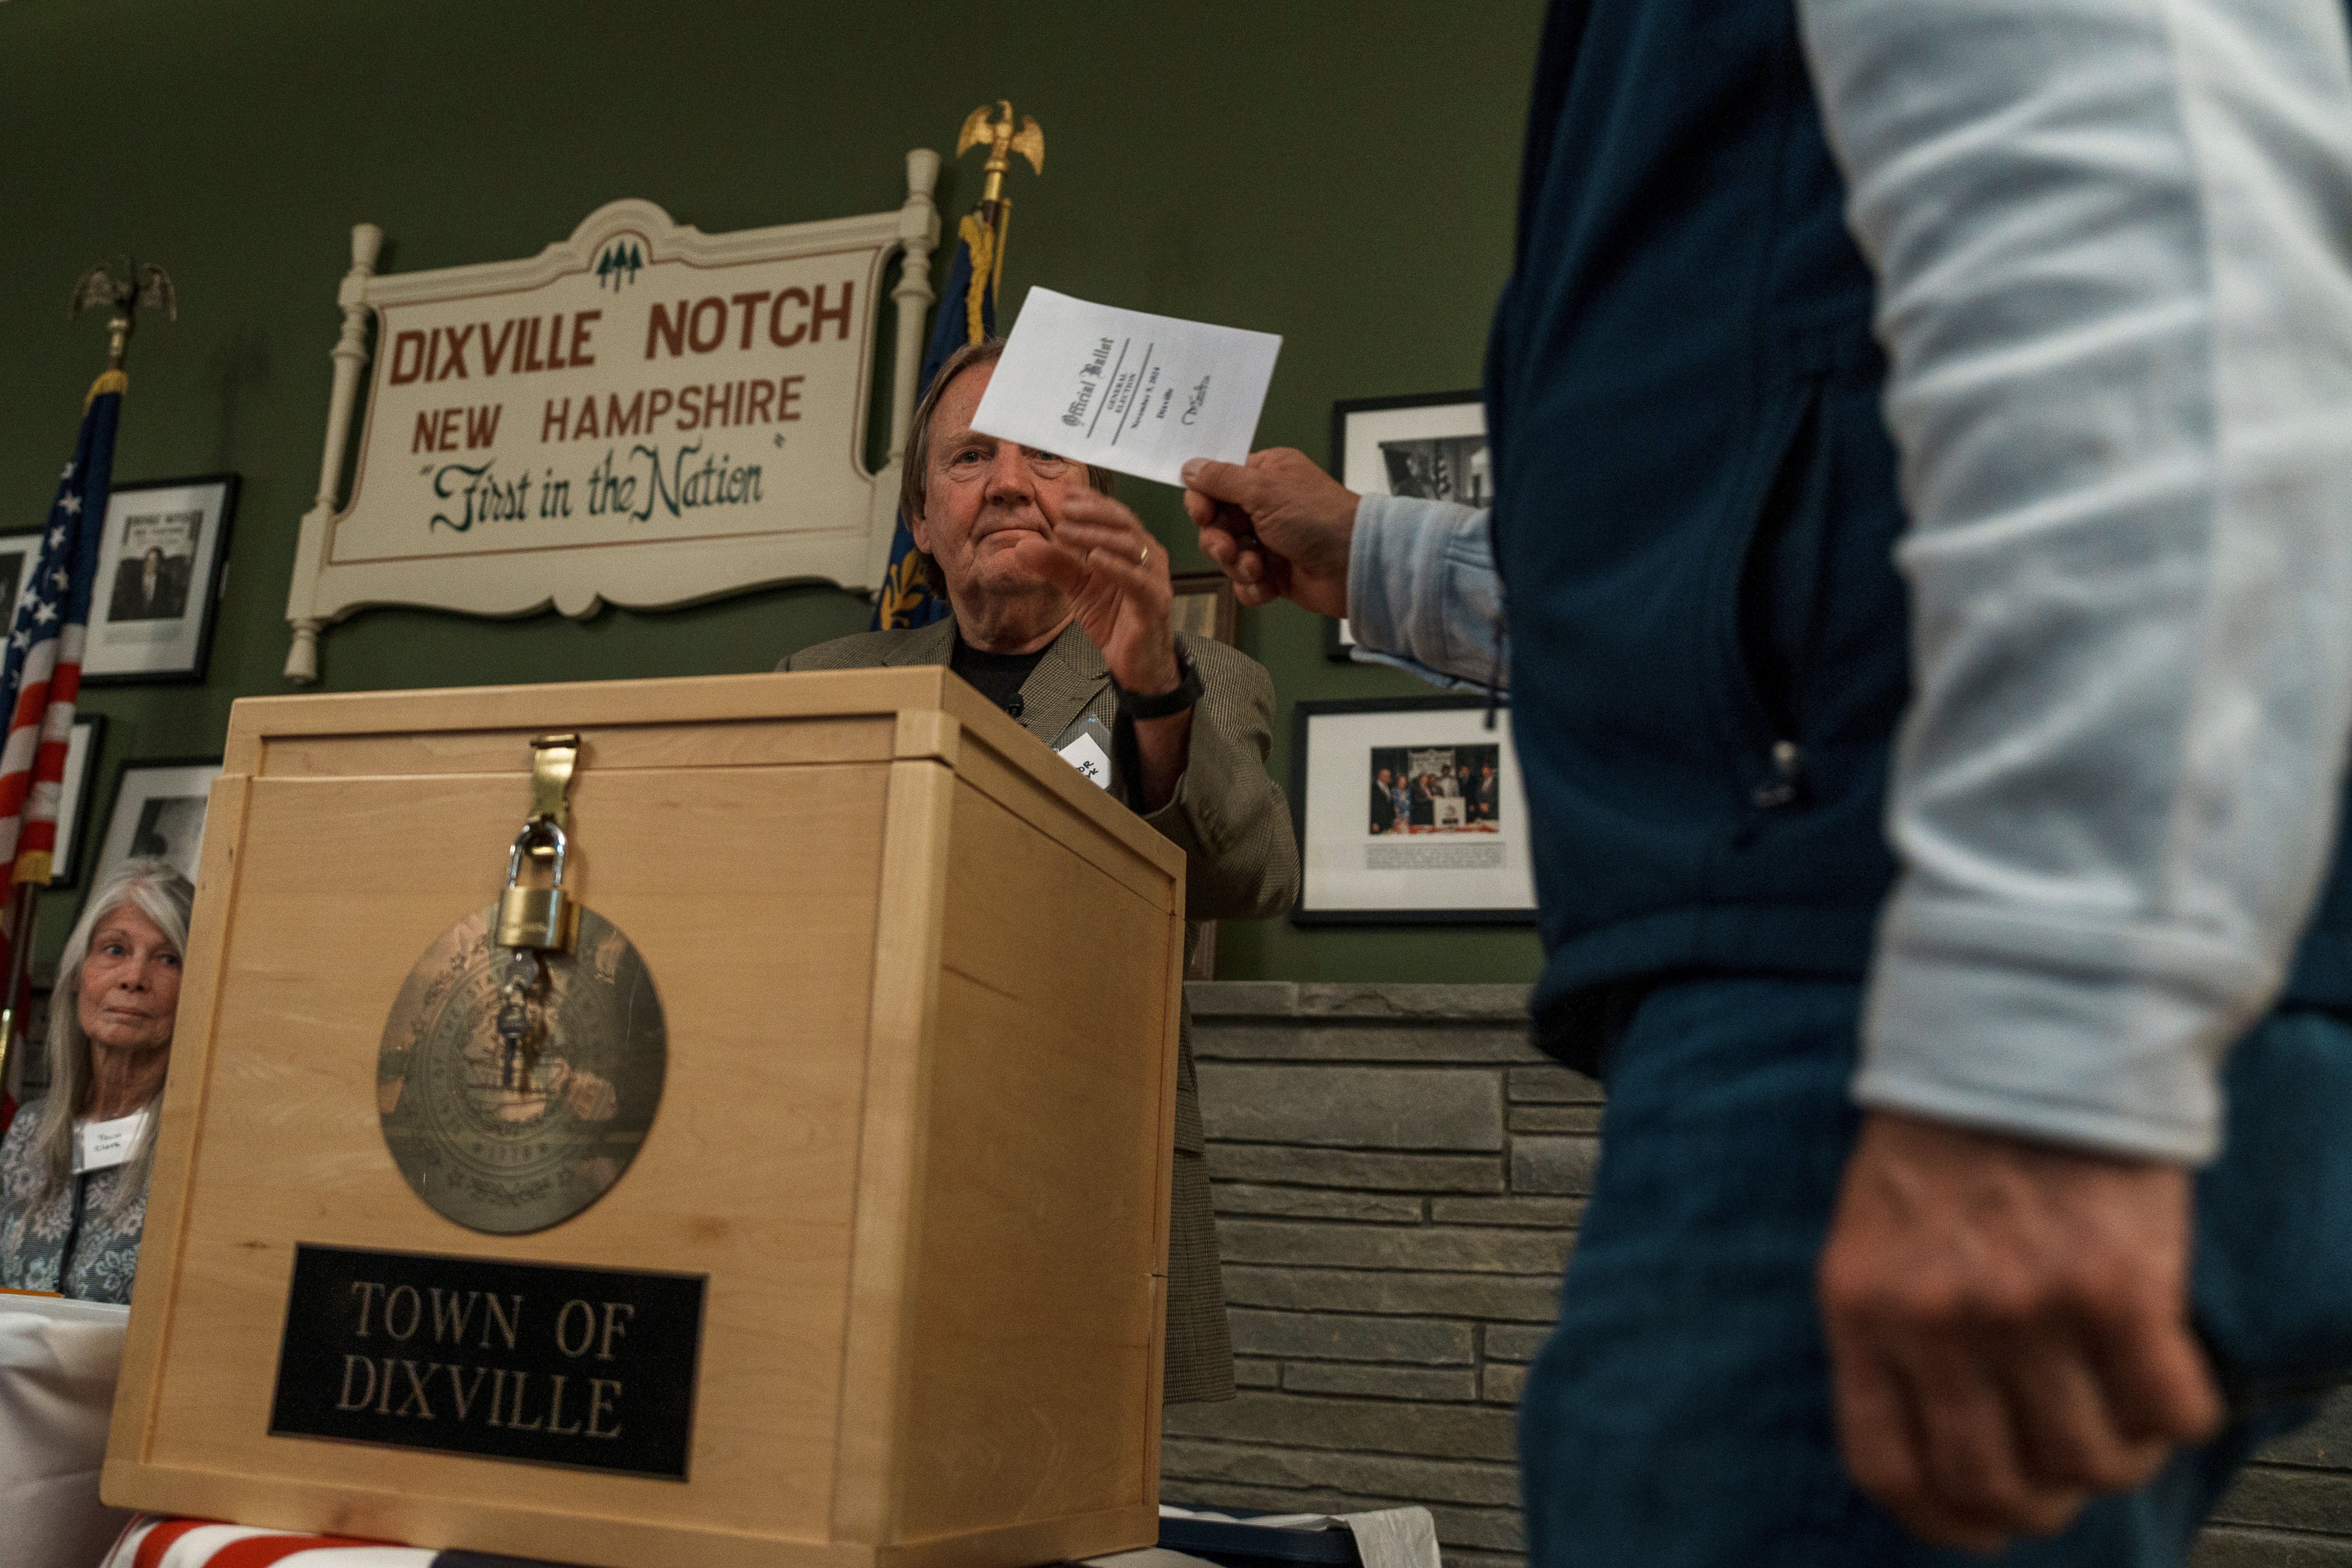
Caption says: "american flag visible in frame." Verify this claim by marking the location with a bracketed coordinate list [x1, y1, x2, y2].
[0, 371, 118, 1127]
[107, 1520, 511, 1568]
[104, 1517, 1131, 1568]
[0, 374, 118, 884]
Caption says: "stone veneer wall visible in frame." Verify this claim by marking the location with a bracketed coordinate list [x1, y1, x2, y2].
[1172, 981, 2352, 1568]
[1169, 981, 1585, 1568]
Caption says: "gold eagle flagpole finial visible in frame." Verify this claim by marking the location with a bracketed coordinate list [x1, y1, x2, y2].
[956, 100, 1044, 240]
[69, 257, 176, 376]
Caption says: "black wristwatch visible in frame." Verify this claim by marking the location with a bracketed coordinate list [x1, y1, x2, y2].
[1113, 647, 1204, 720]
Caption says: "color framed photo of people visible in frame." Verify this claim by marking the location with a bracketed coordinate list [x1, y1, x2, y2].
[92, 757, 222, 892]
[1290, 695, 1535, 923]
[1325, 392, 1487, 662]
[83, 473, 238, 685]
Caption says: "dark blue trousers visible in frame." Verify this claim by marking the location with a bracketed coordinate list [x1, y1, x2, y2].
[1520, 978, 2352, 1566]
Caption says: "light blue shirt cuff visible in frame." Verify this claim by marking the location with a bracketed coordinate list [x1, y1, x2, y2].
[1345, 493, 1509, 691]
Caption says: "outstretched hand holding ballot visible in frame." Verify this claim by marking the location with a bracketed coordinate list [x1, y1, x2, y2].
[1179, 447, 1360, 619]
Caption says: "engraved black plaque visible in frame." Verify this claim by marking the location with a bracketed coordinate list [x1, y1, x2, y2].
[269, 1244, 703, 1479]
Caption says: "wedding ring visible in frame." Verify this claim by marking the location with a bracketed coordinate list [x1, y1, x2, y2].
[1139, 545, 1151, 568]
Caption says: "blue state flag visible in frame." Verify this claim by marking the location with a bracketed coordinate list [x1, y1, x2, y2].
[872, 210, 1002, 631]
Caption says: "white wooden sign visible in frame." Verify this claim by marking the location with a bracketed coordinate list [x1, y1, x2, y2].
[283, 154, 943, 681]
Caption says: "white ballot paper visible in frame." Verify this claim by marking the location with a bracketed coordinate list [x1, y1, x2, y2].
[973, 288, 1282, 487]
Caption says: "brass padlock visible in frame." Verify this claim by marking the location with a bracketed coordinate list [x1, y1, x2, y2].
[495, 819, 577, 952]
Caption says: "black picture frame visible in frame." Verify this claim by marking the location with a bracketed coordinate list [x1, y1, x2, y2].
[82, 473, 239, 687]
[1289, 695, 1535, 926]
[0, 529, 42, 625]
[90, 755, 224, 896]
[1323, 612, 1356, 665]
[50, 713, 106, 889]
[1168, 569, 1238, 649]
[1326, 391, 1486, 663]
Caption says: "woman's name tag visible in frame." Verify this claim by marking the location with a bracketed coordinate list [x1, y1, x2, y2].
[75, 1109, 149, 1175]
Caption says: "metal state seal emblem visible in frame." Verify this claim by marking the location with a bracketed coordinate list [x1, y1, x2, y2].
[377, 903, 665, 1234]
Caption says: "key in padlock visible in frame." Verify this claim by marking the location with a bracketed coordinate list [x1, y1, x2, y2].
[496, 819, 578, 953]
[494, 947, 543, 1090]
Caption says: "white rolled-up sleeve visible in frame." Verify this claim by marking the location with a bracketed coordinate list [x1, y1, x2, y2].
[1799, 0, 2352, 1159]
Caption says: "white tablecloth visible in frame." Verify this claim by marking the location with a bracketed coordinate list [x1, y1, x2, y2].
[0, 1296, 133, 1568]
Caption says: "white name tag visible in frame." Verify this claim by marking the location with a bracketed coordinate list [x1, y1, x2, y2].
[75, 1110, 149, 1175]
[1056, 731, 1114, 790]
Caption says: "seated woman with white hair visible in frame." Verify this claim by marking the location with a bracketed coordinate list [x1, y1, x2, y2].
[0, 859, 194, 1302]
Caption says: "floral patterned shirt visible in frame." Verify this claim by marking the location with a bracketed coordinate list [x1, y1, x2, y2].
[0, 1097, 149, 1303]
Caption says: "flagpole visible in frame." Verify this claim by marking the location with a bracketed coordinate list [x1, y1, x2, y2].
[872, 104, 1042, 633]
[0, 260, 166, 1125]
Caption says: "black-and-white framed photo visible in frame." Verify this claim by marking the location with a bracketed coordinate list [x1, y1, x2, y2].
[1326, 392, 1487, 662]
[92, 757, 222, 893]
[1291, 696, 1535, 924]
[0, 529, 41, 623]
[83, 474, 238, 685]
[50, 714, 106, 889]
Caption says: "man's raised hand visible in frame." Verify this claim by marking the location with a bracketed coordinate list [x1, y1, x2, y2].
[1003, 490, 1181, 697]
[1180, 449, 1358, 619]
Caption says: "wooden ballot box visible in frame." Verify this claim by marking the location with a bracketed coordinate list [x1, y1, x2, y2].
[102, 670, 1186, 1568]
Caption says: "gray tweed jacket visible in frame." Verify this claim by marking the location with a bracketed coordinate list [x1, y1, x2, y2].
[785, 615, 1299, 1403]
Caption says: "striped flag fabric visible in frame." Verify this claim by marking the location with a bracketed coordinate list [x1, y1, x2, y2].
[0, 368, 119, 1130]
[105, 1522, 430, 1568]
[104, 1519, 1121, 1568]
[0, 370, 118, 888]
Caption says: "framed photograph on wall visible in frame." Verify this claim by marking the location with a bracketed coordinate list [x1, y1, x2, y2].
[1169, 569, 1237, 648]
[0, 529, 42, 621]
[50, 714, 106, 889]
[92, 757, 222, 893]
[1291, 695, 1536, 924]
[1326, 392, 1487, 662]
[83, 474, 238, 685]
[1169, 571, 1241, 979]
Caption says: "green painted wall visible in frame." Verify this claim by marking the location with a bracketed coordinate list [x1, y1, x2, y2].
[0, 0, 1547, 983]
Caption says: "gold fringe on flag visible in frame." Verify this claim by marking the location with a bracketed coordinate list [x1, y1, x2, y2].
[959, 213, 996, 346]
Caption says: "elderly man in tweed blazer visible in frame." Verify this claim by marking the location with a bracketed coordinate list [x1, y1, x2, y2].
[785, 340, 1299, 1404]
